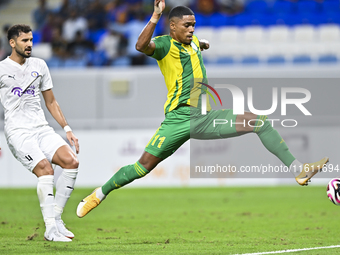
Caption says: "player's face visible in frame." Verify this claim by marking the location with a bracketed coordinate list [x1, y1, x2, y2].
[12, 32, 33, 58]
[171, 15, 196, 45]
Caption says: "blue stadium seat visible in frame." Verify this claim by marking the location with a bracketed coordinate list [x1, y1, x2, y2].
[216, 57, 234, 64]
[257, 14, 277, 26]
[318, 55, 338, 64]
[46, 57, 63, 68]
[267, 56, 286, 64]
[325, 12, 340, 24]
[111, 56, 130, 66]
[87, 51, 107, 66]
[64, 58, 87, 68]
[276, 13, 302, 26]
[234, 14, 261, 26]
[195, 13, 213, 27]
[241, 56, 260, 64]
[296, 0, 320, 13]
[292, 55, 312, 64]
[323, 1, 340, 12]
[233, 14, 252, 26]
[272, 0, 295, 14]
[301, 12, 329, 25]
[210, 13, 234, 27]
[246, 0, 269, 13]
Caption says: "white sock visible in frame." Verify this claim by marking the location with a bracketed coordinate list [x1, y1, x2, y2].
[37, 175, 55, 228]
[289, 159, 303, 177]
[55, 169, 78, 220]
[96, 187, 106, 201]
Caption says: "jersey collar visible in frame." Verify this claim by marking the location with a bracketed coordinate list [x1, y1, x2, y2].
[6, 56, 29, 69]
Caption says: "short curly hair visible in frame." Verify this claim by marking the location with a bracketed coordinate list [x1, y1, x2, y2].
[7, 24, 32, 41]
[169, 6, 194, 20]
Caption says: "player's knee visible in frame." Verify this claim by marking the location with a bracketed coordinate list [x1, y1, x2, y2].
[138, 152, 162, 171]
[64, 156, 79, 169]
[34, 159, 54, 176]
[138, 159, 157, 172]
[71, 157, 79, 169]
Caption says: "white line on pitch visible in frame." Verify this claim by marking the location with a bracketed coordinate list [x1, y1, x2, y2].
[236, 245, 340, 255]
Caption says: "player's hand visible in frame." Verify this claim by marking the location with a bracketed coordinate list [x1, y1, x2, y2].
[66, 132, 79, 154]
[154, 0, 165, 15]
[200, 39, 210, 51]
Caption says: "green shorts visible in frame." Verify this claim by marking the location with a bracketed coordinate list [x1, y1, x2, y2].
[145, 107, 238, 160]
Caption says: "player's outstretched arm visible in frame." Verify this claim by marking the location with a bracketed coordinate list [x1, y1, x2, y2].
[135, 0, 165, 55]
[42, 89, 79, 154]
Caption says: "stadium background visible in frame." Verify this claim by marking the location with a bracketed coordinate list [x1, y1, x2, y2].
[0, 0, 339, 188]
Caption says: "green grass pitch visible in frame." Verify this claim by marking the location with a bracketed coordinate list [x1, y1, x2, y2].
[1, 186, 340, 255]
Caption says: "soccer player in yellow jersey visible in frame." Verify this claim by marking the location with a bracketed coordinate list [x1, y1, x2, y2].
[77, 0, 329, 218]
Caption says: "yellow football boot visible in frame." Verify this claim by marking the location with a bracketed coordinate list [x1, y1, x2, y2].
[76, 188, 102, 218]
[295, 157, 329, 186]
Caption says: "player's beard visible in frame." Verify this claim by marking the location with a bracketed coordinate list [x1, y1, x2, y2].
[15, 46, 31, 58]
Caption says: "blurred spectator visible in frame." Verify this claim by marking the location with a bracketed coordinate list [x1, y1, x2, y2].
[216, 0, 244, 15]
[193, 0, 215, 15]
[32, 0, 50, 30]
[126, 0, 143, 17]
[70, 0, 94, 13]
[86, 0, 107, 30]
[196, 0, 216, 15]
[62, 9, 88, 42]
[125, 11, 147, 65]
[67, 30, 95, 59]
[56, 0, 70, 19]
[97, 28, 122, 65]
[51, 27, 68, 59]
[106, 0, 130, 25]
[41, 13, 58, 43]
[0, 24, 11, 60]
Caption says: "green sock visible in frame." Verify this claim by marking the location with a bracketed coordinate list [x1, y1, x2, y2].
[101, 161, 150, 195]
[254, 115, 295, 167]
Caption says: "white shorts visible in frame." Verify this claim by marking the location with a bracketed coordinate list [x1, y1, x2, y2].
[7, 126, 68, 172]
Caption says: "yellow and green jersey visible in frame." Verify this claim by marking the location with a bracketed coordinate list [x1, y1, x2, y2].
[151, 35, 211, 114]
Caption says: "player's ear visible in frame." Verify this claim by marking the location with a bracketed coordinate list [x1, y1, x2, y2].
[9, 38, 16, 48]
[169, 20, 176, 32]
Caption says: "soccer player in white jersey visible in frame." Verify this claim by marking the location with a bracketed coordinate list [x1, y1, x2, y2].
[0, 24, 79, 242]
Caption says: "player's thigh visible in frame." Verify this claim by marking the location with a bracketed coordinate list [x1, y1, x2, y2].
[37, 126, 69, 163]
[7, 131, 46, 172]
[191, 109, 239, 139]
[145, 111, 190, 160]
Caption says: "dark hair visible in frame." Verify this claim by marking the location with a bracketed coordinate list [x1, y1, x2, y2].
[169, 6, 194, 20]
[7, 24, 32, 41]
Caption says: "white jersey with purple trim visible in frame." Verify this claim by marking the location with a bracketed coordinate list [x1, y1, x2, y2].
[0, 57, 53, 138]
